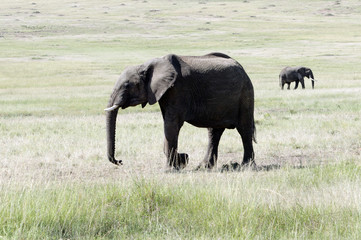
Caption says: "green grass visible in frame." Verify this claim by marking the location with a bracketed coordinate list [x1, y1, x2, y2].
[1, 162, 361, 239]
[1, 0, 361, 239]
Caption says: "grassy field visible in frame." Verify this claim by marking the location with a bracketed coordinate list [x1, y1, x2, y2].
[1, 0, 360, 239]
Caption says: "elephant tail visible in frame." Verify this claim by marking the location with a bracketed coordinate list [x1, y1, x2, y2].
[279, 74, 282, 88]
[252, 119, 257, 144]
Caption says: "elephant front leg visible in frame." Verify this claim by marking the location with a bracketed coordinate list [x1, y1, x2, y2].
[163, 120, 188, 170]
[300, 79, 305, 89]
[294, 80, 299, 89]
[197, 128, 225, 170]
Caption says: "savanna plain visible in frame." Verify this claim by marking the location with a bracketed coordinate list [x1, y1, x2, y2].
[1, 0, 361, 239]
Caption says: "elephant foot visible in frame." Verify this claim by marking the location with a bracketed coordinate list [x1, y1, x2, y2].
[110, 159, 123, 166]
[169, 153, 189, 171]
[178, 153, 189, 170]
[114, 160, 123, 165]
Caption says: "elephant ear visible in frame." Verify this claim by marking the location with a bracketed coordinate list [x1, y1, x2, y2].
[145, 55, 178, 105]
[296, 67, 305, 79]
[297, 73, 302, 80]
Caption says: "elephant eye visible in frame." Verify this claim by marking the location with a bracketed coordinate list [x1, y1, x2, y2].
[123, 81, 130, 87]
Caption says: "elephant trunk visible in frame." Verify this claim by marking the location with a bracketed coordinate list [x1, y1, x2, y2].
[105, 108, 122, 165]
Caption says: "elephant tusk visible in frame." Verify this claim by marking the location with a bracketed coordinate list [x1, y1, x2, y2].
[104, 105, 119, 112]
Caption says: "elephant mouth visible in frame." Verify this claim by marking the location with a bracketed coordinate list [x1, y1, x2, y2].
[118, 100, 136, 109]
[128, 98, 147, 107]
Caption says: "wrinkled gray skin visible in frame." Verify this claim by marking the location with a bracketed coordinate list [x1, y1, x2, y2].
[279, 66, 315, 90]
[105, 53, 256, 170]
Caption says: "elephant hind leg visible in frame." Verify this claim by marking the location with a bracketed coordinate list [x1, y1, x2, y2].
[236, 125, 255, 166]
[280, 77, 286, 90]
[197, 128, 225, 170]
[236, 90, 256, 166]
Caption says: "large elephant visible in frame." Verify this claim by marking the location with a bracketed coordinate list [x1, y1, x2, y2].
[279, 66, 315, 90]
[105, 53, 256, 170]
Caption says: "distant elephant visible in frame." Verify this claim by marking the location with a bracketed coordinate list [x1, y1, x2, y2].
[105, 53, 256, 170]
[279, 66, 315, 89]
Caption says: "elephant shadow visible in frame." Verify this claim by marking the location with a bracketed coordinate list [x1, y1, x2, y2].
[218, 162, 311, 172]
[169, 162, 308, 173]
[219, 162, 281, 172]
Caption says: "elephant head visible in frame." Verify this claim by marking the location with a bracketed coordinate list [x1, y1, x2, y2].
[104, 56, 178, 165]
[298, 67, 315, 89]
